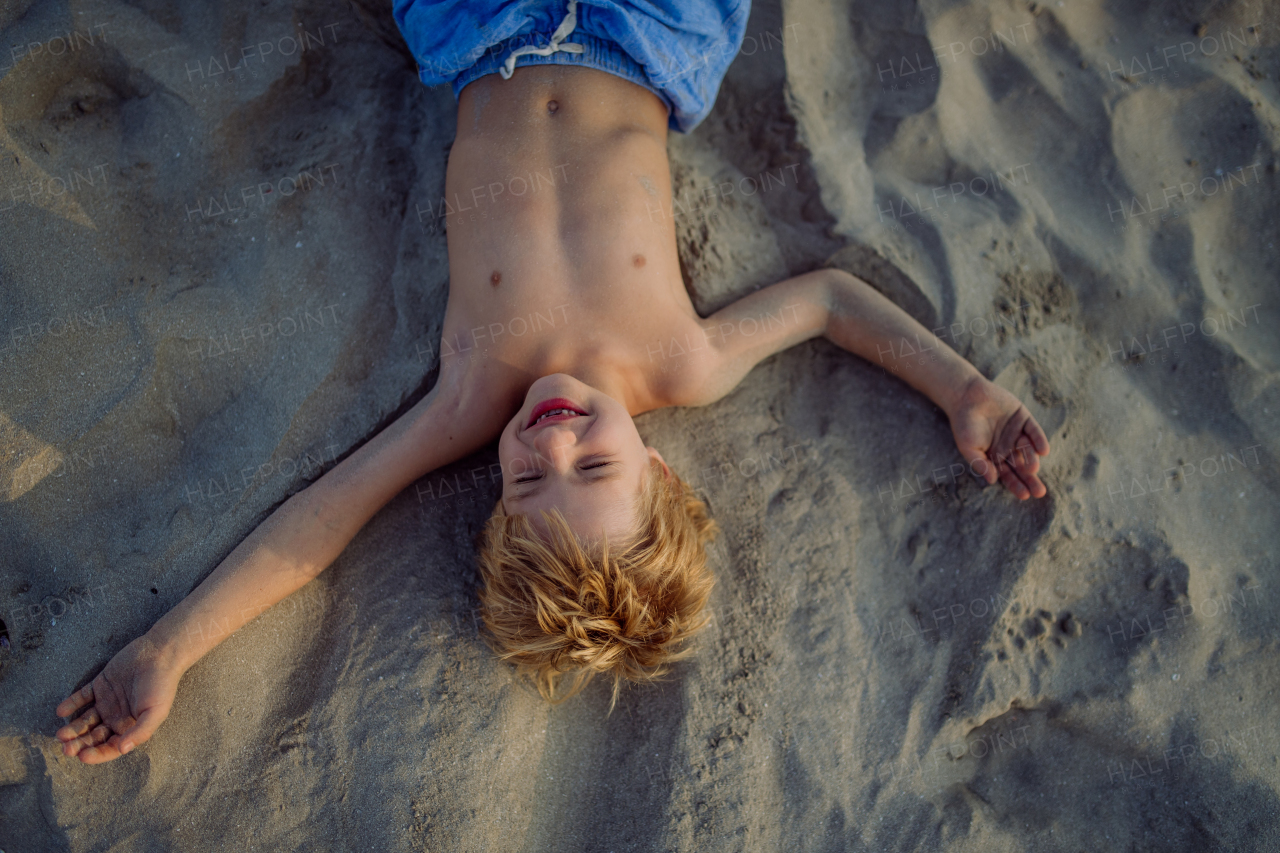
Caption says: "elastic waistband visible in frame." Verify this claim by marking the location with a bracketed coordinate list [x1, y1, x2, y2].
[448, 30, 673, 116]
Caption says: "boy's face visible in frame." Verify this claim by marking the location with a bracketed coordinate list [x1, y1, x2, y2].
[498, 374, 668, 543]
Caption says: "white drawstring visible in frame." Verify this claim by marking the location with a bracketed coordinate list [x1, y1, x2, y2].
[499, 0, 585, 80]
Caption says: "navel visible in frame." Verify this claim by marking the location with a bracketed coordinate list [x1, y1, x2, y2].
[632, 254, 646, 269]
[547, 99, 559, 114]
[490, 270, 502, 286]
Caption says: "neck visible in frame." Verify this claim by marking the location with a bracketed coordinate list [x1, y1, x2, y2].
[562, 359, 649, 415]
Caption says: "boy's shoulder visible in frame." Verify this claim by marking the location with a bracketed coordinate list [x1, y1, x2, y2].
[446, 358, 528, 438]
[655, 271, 834, 410]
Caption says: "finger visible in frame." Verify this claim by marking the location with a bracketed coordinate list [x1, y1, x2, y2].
[56, 707, 101, 741]
[963, 451, 998, 485]
[64, 723, 112, 758]
[1005, 454, 1047, 499]
[77, 739, 124, 765]
[1012, 437, 1039, 476]
[1023, 470, 1047, 499]
[1024, 416, 1051, 456]
[116, 706, 166, 755]
[993, 409, 1032, 471]
[998, 460, 1030, 500]
[55, 683, 94, 719]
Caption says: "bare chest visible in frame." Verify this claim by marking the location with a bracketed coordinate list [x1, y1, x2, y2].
[434, 127, 703, 398]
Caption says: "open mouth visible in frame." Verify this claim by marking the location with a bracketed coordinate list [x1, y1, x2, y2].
[526, 397, 589, 429]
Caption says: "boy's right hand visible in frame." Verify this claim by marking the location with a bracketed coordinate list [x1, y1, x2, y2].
[54, 634, 184, 764]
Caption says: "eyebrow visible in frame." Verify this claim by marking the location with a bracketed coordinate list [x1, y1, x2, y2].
[506, 468, 626, 503]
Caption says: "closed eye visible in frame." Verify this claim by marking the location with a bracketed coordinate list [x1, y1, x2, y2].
[512, 460, 614, 485]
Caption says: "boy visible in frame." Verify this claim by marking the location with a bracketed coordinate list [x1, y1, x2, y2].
[55, 0, 1049, 762]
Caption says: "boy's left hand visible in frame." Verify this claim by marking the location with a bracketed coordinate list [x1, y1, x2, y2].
[947, 376, 1051, 500]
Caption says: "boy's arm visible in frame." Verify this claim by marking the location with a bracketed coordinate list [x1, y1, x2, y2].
[56, 368, 506, 762]
[676, 268, 1050, 498]
[148, 368, 503, 671]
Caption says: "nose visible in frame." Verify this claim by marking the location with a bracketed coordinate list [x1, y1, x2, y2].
[531, 424, 578, 470]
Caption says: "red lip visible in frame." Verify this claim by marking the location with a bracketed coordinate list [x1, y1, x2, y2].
[526, 397, 588, 430]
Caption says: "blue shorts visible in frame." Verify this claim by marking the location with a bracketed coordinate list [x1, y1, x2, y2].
[391, 0, 750, 133]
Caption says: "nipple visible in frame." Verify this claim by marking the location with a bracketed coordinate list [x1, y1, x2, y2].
[547, 100, 559, 114]
[490, 270, 502, 286]
[632, 254, 646, 268]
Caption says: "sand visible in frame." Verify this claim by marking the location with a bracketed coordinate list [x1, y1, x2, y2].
[1, 0, 1278, 850]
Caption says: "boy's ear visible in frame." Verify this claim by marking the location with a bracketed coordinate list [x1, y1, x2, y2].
[646, 447, 672, 480]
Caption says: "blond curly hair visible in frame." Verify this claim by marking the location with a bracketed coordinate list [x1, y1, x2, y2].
[476, 460, 718, 709]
